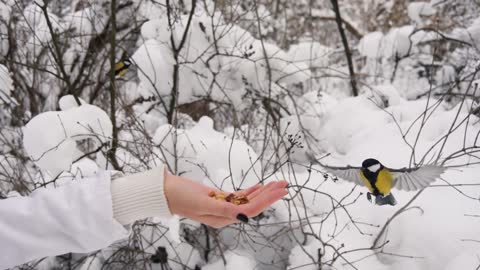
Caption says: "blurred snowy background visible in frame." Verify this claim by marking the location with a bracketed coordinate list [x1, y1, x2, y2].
[1, 0, 480, 269]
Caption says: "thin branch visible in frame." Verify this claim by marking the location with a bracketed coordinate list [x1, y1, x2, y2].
[330, 0, 358, 96]
[107, 0, 121, 170]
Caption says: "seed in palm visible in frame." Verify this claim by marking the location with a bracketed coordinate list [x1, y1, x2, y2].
[209, 191, 249, 205]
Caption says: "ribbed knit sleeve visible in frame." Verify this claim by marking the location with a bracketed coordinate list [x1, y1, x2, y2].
[110, 165, 172, 225]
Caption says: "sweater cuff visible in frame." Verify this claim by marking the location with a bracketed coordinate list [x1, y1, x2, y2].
[110, 164, 172, 225]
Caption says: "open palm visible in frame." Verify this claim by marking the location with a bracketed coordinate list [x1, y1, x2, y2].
[164, 173, 289, 228]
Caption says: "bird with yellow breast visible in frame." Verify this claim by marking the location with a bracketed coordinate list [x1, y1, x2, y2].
[320, 158, 445, 206]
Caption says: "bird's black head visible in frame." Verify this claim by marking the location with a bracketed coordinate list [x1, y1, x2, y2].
[362, 158, 379, 168]
[362, 158, 382, 173]
[123, 59, 132, 67]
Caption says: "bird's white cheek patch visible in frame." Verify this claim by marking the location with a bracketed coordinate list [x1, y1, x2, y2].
[368, 164, 381, 172]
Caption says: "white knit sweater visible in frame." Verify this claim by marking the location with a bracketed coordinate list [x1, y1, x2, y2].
[110, 164, 173, 225]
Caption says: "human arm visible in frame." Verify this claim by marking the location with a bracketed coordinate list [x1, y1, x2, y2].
[111, 164, 289, 228]
[0, 172, 128, 270]
[0, 164, 288, 269]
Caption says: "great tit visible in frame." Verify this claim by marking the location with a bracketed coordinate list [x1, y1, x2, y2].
[321, 158, 444, 206]
[113, 59, 131, 77]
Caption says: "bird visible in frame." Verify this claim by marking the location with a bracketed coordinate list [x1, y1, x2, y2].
[113, 59, 132, 77]
[319, 158, 445, 206]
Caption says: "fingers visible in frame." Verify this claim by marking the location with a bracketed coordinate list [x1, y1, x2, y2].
[235, 181, 279, 198]
[235, 183, 262, 197]
[240, 183, 288, 217]
[203, 180, 289, 221]
[190, 182, 288, 229]
[247, 180, 287, 201]
[202, 192, 239, 218]
[245, 181, 275, 200]
[212, 181, 289, 219]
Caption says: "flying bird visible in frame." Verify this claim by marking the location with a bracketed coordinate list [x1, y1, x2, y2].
[320, 158, 445, 206]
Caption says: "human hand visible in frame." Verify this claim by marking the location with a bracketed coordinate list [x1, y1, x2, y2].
[164, 171, 288, 228]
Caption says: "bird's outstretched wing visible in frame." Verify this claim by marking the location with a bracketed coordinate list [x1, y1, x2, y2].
[307, 153, 364, 185]
[323, 165, 364, 186]
[390, 165, 445, 191]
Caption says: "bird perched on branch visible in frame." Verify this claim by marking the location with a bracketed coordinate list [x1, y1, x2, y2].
[318, 158, 445, 206]
[113, 59, 132, 78]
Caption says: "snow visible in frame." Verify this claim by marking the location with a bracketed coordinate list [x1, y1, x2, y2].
[318, 93, 477, 167]
[277, 165, 480, 270]
[358, 31, 384, 59]
[367, 83, 403, 107]
[0, 0, 11, 21]
[466, 17, 480, 44]
[141, 18, 172, 41]
[386, 26, 414, 58]
[23, 98, 112, 176]
[0, 1, 11, 56]
[22, 3, 62, 56]
[436, 65, 456, 86]
[224, 251, 257, 270]
[202, 259, 225, 270]
[62, 5, 108, 48]
[453, 16, 480, 45]
[137, 224, 202, 270]
[408, 2, 437, 25]
[0, 64, 13, 104]
[132, 38, 175, 94]
[133, 15, 307, 109]
[264, 82, 480, 269]
[444, 251, 480, 270]
[69, 158, 99, 179]
[168, 215, 181, 243]
[275, 90, 480, 269]
[358, 26, 414, 59]
[261, 42, 311, 85]
[288, 41, 332, 69]
[152, 116, 261, 191]
[58, 95, 86, 110]
[202, 251, 256, 270]
[288, 238, 323, 270]
[318, 95, 391, 155]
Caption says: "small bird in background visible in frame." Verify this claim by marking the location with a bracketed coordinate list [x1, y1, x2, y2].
[320, 158, 445, 206]
[113, 59, 132, 78]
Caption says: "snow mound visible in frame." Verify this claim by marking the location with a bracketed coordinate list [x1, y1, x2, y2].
[153, 116, 261, 191]
[408, 2, 436, 25]
[358, 26, 413, 59]
[358, 31, 384, 58]
[133, 14, 308, 109]
[23, 102, 112, 176]
[367, 83, 403, 107]
[58, 95, 86, 110]
[452, 16, 480, 45]
[288, 41, 332, 68]
[23, 3, 61, 55]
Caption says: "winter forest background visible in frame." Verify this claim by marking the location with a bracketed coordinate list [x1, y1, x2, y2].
[1, 0, 480, 269]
